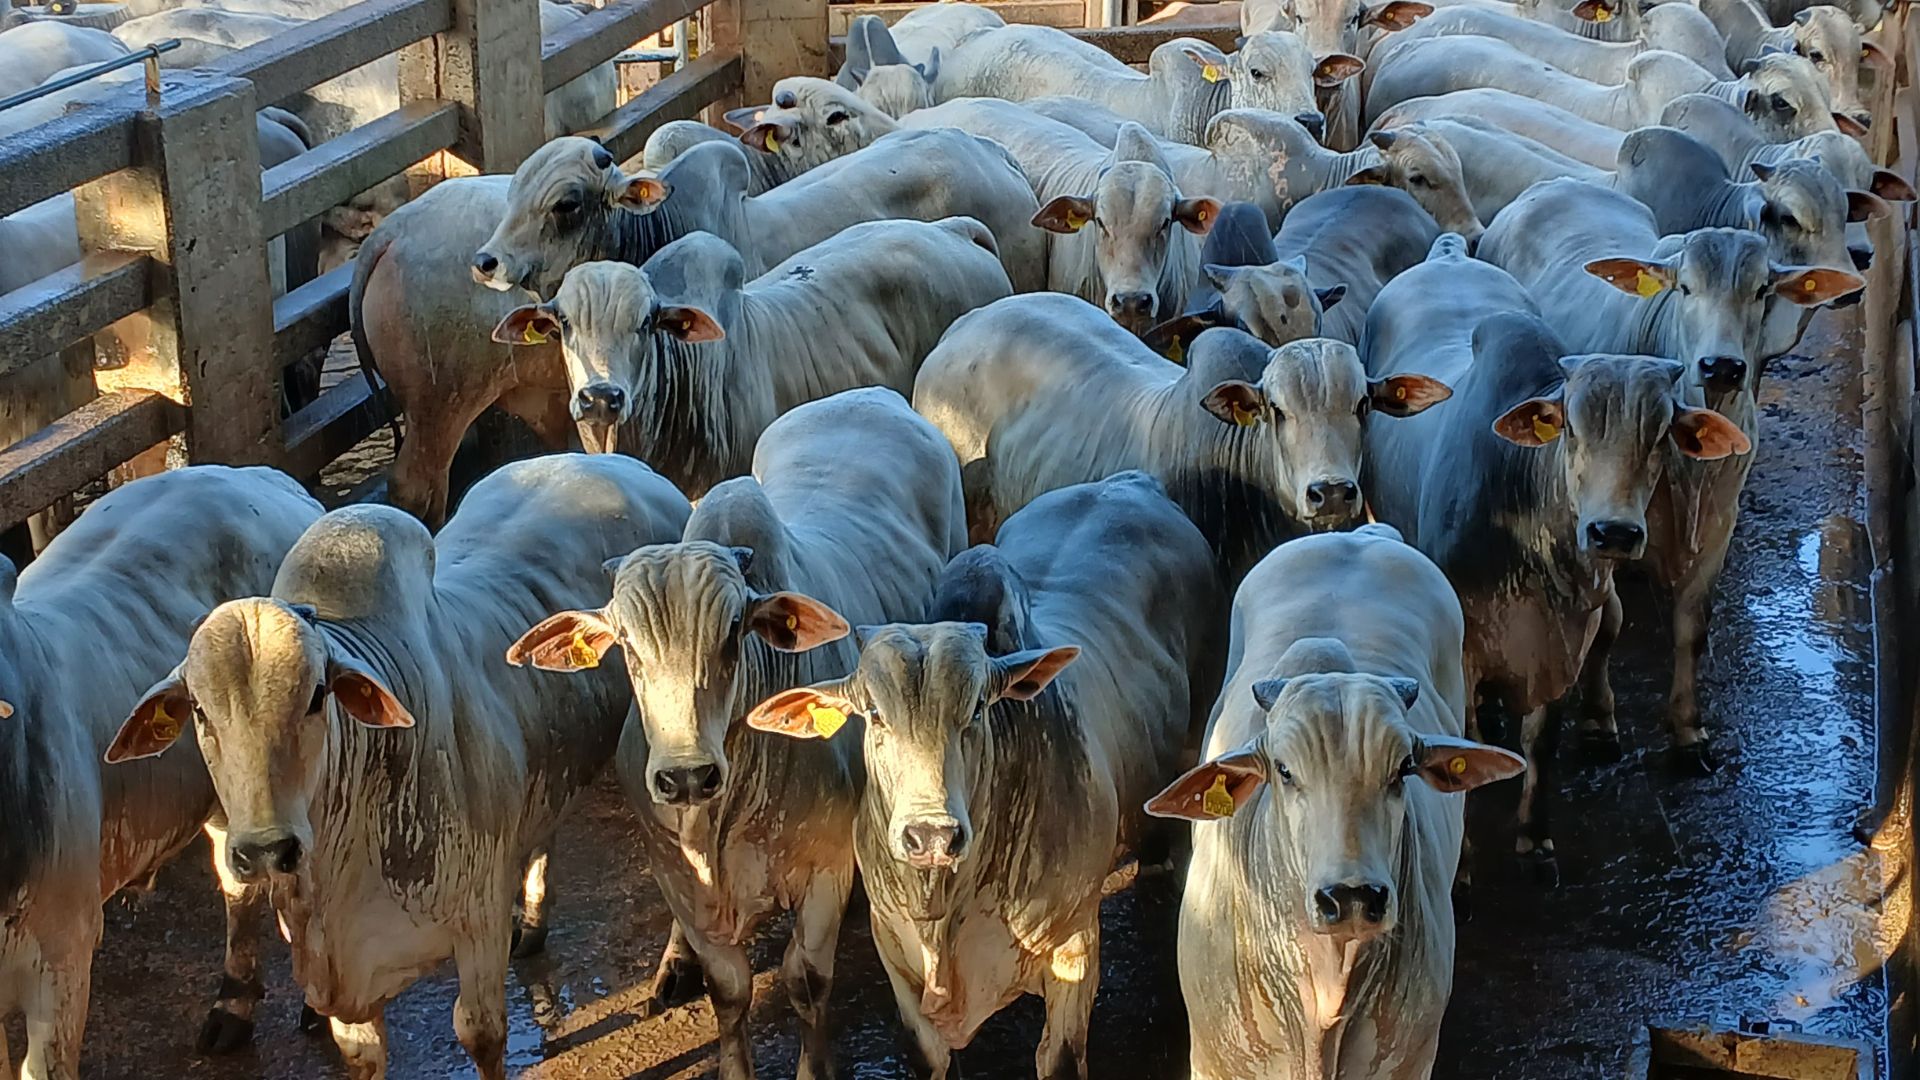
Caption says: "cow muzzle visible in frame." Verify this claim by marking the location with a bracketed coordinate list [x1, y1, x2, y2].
[1304, 478, 1362, 525]
[1583, 519, 1647, 560]
[1313, 881, 1391, 933]
[230, 834, 304, 883]
[1697, 356, 1748, 393]
[574, 384, 627, 453]
[651, 762, 724, 806]
[1107, 292, 1157, 334]
[898, 818, 967, 870]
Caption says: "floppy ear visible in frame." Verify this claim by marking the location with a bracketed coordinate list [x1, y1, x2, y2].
[1870, 168, 1917, 202]
[1772, 265, 1865, 305]
[1364, 0, 1433, 30]
[1344, 165, 1390, 186]
[507, 609, 618, 671]
[1313, 52, 1366, 86]
[1669, 406, 1751, 459]
[740, 121, 792, 154]
[1143, 311, 1231, 361]
[989, 646, 1080, 702]
[1146, 738, 1266, 820]
[1833, 111, 1870, 137]
[1369, 373, 1452, 418]
[326, 656, 415, 729]
[1748, 161, 1776, 182]
[1033, 194, 1096, 234]
[1181, 44, 1229, 83]
[1384, 677, 1420, 708]
[1492, 395, 1567, 447]
[491, 304, 562, 346]
[615, 174, 671, 211]
[1413, 734, 1525, 794]
[1174, 196, 1222, 235]
[1203, 380, 1268, 427]
[1251, 676, 1287, 711]
[105, 670, 191, 763]
[1585, 257, 1673, 298]
[746, 683, 862, 738]
[1368, 129, 1399, 151]
[1315, 283, 1348, 310]
[1861, 41, 1892, 70]
[655, 304, 726, 343]
[722, 104, 767, 132]
[746, 592, 851, 652]
[1847, 189, 1892, 222]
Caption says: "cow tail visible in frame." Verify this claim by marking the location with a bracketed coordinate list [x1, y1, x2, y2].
[348, 227, 404, 445]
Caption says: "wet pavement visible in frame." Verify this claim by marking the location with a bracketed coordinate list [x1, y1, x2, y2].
[38, 308, 1895, 1078]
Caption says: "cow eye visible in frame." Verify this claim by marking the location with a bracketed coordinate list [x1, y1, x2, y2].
[1250, 67, 1269, 80]
[1807, 49, 1826, 64]
[826, 110, 850, 125]
[1393, 754, 1417, 786]
[1778, 212, 1802, 232]
[1771, 94, 1794, 113]
[1275, 761, 1296, 786]
[1408, 173, 1429, 188]
[551, 196, 580, 216]
[308, 685, 327, 715]
[1677, 283, 1693, 297]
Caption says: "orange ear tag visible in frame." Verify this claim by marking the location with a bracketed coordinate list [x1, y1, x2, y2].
[1202, 774, 1236, 817]
[567, 631, 599, 669]
[808, 704, 848, 737]
[1634, 270, 1664, 298]
[1531, 416, 1561, 444]
[151, 701, 180, 743]
[1449, 756, 1468, 775]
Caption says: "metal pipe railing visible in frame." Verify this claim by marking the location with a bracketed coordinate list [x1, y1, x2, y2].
[0, 38, 179, 115]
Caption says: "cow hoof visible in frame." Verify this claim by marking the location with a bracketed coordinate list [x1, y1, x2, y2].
[1675, 741, 1719, 776]
[299, 1004, 326, 1036]
[1579, 729, 1623, 764]
[196, 1007, 255, 1055]
[511, 923, 549, 959]
[1523, 849, 1560, 889]
[643, 963, 704, 1016]
[1451, 880, 1474, 923]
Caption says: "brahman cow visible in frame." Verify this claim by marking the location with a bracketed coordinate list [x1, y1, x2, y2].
[1660, 92, 1916, 201]
[1143, 201, 1345, 358]
[1370, 88, 1627, 168]
[1374, 116, 1607, 222]
[644, 76, 901, 196]
[508, 388, 966, 1080]
[1240, 0, 1434, 149]
[1364, 1, 1733, 81]
[489, 218, 1013, 494]
[1148, 525, 1524, 1079]
[835, 5, 1005, 117]
[106, 456, 691, 1080]
[1, 468, 318, 1080]
[748, 471, 1223, 1080]
[1272, 182, 1444, 343]
[1699, 0, 1882, 130]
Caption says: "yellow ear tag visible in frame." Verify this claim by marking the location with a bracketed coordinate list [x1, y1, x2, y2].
[1202, 774, 1236, 817]
[567, 631, 599, 669]
[1065, 209, 1090, 231]
[1202, 63, 1224, 83]
[1634, 269, 1664, 298]
[1801, 277, 1818, 293]
[1168, 335, 1185, 364]
[1591, 4, 1613, 20]
[150, 701, 180, 743]
[1449, 756, 1468, 775]
[522, 324, 548, 346]
[785, 614, 798, 631]
[808, 704, 847, 738]
[1531, 416, 1561, 444]
[1230, 402, 1260, 427]
[1394, 384, 1408, 402]
[766, 131, 781, 154]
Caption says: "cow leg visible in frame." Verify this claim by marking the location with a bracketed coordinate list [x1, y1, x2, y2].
[512, 845, 552, 958]
[1667, 551, 1728, 776]
[452, 931, 511, 1080]
[387, 419, 462, 529]
[1035, 927, 1098, 1080]
[1513, 701, 1563, 888]
[21, 952, 88, 1080]
[882, 961, 953, 1080]
[642, 920, 707, 1015]
[329, 1013, 389, 1080]
[1575, 587, 1623, 763]
[783, 868, 852, 1080]
[687, 936, 755, 1080]
[199, 820, 267, 1053]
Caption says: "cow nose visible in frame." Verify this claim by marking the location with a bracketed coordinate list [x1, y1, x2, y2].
[899, 821, 965, 868]
[1314, 882, 1390, 927]
[1585, 520, 1646, 557]
[575, 383, 627, 421]
[651, 764, 722, 806]
[471, 252, 499, 281]
[1305, 479, 1360, 518]
[1294, 111, 1325, 138]
[1697, 355, 1748, 391]
[1849, 245, 1873, 271]
[1109, 292, 1155, 321]
[230, 836, 302, 882]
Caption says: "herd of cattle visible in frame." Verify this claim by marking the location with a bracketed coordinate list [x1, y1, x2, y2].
[0, 0, 1903, 1074]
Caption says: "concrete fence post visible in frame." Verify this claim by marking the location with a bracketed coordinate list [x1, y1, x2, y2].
[398, 0, 545, 183]
[704, 0, 827, 109]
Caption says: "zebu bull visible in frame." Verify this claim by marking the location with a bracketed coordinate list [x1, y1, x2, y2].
[1143, 201, 1345, 357]
[1271, 183, 1442, 344]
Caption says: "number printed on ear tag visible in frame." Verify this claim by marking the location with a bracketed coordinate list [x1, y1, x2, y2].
[808, 704, 847, 738]
[1202, 774, 1236, 817]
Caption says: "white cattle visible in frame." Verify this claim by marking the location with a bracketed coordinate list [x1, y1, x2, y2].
[644, 77, 900, 195]
[1377, 115, 1606, 220]
[1241, 0, 1434, 149]
[1365, 1, 1733, 82]
[1147, 525, 1524, 1079]
[1661, 91, 1916, 201]
[3, 468, 320, 1080]
[913, 292, 1449, 575]
[1272, 183, 1442, 343]
[835, 5, 1006, 117]
[748, 472, 1224, 1080]
[474, 131, 1047, 297]
[508, 388, 966, 1080]
[1700, 0, 1881, 129]
[106, 456, 692, 1080]
[489, 217, 1013, 495]
[1143, 201, 1345, 357]
[0, 20, 125, 99]
[1372, 89, 1628, 167]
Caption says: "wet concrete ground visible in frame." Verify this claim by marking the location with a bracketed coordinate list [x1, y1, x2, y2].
[40, 309, 1894, 1078]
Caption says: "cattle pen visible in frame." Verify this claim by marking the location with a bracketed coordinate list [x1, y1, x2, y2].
[2, 0, 1920, 1076]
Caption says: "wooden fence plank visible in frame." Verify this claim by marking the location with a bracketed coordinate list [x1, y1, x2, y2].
[1069, 21, 1236, 62]
[584, 49, 742, 163]
[0, 390, 181, 531]
[0, 97, 140, 219]
[0, 252, 150, 374]
[259, 101, 459, 238]
[211, 0, 451, 110]
[543, 0, 709, 92]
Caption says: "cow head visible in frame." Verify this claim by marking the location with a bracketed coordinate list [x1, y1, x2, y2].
[748, 617, 1077, 872]
[838, 14, 938, 118]
[734, 76, 897, 175]
[1146, 256, 1343, 357]
[1739, 52, 1842, 141]
[1201, 337, 1449, 529]
[473, 137, 672, 298]
[1746, 158, 1881, 271]
[1790, 7, 1879, 135]
[1272, 0, 1430, 77]
[1148, 655, 1521, 943]
[1207, 31, 1357, 134]
[105, 596, 415, 885]
[509, 541, 847, 809]
[1349, 128, 1485, 246]
[1489, 329, 1751, 560]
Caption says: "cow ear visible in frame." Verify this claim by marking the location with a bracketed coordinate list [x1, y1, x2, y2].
[1669, 406, 1751, 460]
[989, 645, 1079, 702]
[490, 304, 561, 346]
[1833, 112, 1870, 137]
[1862, 41, 1892, 70]
[745, 684, 861, 739]
[1143, 312, 1229, 362]
[746, 592, 851, 652]
[1871, 168, 1917, 202]
[1181, 44, 1229, 83]
[1365, 0, 1433, 30]
[1202, 263, 1237, 292]
[507, 609, 618, 671]
[1772, 265, 1865, 306]
[1369, 373, 1452, 418]
[326, 657, 415, 730]
[722, 104, 767, 133]
[1414, 734, 1524, 794]
[615, 175, 671, 211]
[1748, 161, 1776, 182]
[1344, 165, 1390, 187]
[1847, 189, 1892, 222]
[1251, 677, 1287, 711]
[655, 305, 726, 343]
[1203, 380, 1269, 427]
[1312, 52, 1366, 87]
[739, 121, 792, 155]
[1315, 283, 1348, 310]
[1492, 396, 1566, 447]
[1174, 196, 1222, 235]
[1571, 0, 1617, 20]
[1146, 739, 1266, 820]
[1585, 257, 1672, 298]
[1032, 195, 1096, 234]
[105, 670, 191, 763]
